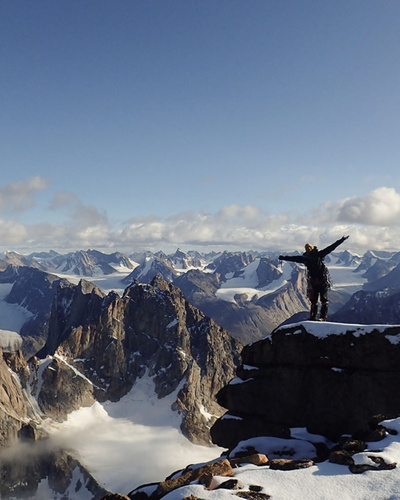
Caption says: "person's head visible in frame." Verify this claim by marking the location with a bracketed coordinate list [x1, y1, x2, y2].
[305, 243, 314, 253]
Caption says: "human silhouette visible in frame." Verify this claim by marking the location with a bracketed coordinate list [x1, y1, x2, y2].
[279, 235, 349, 321]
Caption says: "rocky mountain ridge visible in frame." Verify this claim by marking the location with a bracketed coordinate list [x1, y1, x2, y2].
[36, 274, 242, 443]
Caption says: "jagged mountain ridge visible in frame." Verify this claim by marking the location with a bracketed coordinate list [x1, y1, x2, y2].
[0, 349, 110, 499]
[39, 275, 242, 443]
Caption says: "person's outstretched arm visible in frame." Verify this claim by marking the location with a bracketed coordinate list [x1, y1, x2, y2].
[279, 254, 307, 264]
[319, 235, 349, 257]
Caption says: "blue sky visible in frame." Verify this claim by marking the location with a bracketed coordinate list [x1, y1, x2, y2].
[1, 1, 400, 254]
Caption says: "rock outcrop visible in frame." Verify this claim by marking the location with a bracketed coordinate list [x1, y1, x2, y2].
[211, 321, 400, 447]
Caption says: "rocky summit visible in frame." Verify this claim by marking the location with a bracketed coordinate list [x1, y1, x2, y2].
[211, 321, 400, 447]
[37, 274, 242, 444]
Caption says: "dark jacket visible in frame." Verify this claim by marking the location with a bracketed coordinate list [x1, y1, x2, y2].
[279, 236, 348, 281]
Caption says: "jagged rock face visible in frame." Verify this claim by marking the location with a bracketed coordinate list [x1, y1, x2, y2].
[40, 275, 242, 444]
[0, 349, 30, 447]
[33, 356, 96, 421]
[211, 322, 400, 447]
[38, 279, 106, 357]
[0, 350, 105, 499]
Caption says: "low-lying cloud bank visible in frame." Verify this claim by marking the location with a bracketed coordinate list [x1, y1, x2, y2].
[0, 181, 399, 254]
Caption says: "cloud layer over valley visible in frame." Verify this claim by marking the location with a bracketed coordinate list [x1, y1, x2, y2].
[0, 178, 398, 254]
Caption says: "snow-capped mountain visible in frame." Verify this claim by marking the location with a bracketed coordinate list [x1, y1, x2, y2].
[55, 249, 135, 276]
[0, 246, 387, 344]
[123, 251, 178, 285]
[0, 248, 136, 276]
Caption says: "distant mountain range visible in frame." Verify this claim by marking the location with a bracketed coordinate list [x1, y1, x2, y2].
[3, 246, 400, 343]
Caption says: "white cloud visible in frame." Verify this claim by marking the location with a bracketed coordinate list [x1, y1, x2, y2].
[0, 219, 29, 244]
[0, 176, 49, 213]
[49, 192, 107, 228]
[337, 187, 400, 226]
[2, 182, 400, 254]
[119, 209, 290, 251]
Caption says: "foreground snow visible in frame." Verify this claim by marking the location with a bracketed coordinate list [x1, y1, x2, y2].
[271, 320, 400, 341]
[161, 418, 400, 500]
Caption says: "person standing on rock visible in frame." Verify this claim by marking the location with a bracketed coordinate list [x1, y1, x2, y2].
[278, 235, 349, 321]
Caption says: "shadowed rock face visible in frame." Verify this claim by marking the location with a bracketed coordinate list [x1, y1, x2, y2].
[211, 322, 400, 447]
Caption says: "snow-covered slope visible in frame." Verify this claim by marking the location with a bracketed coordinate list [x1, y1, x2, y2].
[47, 373, 223, 493]
[0, 283, 33, 351]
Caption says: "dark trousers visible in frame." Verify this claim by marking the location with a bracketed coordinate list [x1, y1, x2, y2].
[308, 280, 329, 320]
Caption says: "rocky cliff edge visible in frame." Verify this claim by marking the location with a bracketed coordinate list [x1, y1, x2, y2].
[211, 321, 400, 447]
